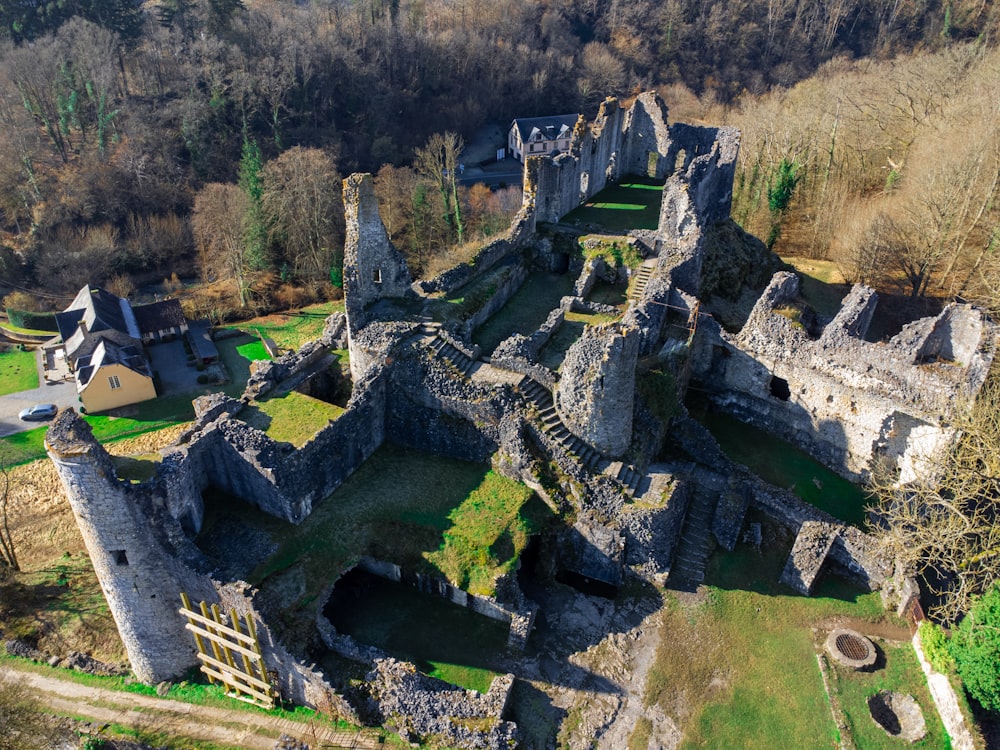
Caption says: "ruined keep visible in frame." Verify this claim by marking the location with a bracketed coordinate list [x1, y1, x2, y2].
[45, 92, 996, 749]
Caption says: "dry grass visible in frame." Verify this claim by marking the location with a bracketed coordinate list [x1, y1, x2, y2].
[1, 426, 185, 662]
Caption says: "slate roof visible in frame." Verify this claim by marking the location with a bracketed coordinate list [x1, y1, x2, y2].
[133, 299, 186, 334]
[75, 338, 151, 388]
[56, 285, 141, 361]
[511, 114, 580, 144]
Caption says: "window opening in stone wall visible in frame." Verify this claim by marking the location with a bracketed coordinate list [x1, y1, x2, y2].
[647, 151, 659, 177]
[372, 268, 382, 284]
[674, 149, 687, 174]
[109, 374, 122, 389]
[112, 549, 129, 565]
[769, 375, 791, 401]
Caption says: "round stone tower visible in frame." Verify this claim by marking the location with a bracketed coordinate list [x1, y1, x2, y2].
[46, 409, 199, 683]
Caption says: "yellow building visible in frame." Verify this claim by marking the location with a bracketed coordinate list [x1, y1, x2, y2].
[75, 338, 156, 412]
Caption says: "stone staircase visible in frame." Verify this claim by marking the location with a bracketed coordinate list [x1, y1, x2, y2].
[518, 377, 606, 471]
[605, 461, 651, 499]
[629, 260, 657, 301]
[422, 324, 478, 378]
[668, 485, 717, 587]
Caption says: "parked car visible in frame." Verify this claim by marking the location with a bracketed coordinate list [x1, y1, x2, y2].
[18, 403, 58, 422]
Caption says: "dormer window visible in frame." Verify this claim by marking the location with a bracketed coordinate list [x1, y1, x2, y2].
[372, 268, 382, 284]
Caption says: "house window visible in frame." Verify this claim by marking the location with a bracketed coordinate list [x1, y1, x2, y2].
[529, 144, 536, 152]
[109, 375, 122, 389]
[372, 268, 382, 283]
[112, 549, 128, 566]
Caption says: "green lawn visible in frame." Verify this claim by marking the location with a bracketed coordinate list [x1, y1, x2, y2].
[221, 301, 343, 351]
[562, 178, 665, 232]
[206, 447, 549, 603]
[646, 527, 910, 750]
[472, 271, 575, 353]
[827, 640, 949, 749]
[239, 390, 344, 447]
[0, 347, 38, 395]
[695, 406, 872, 527]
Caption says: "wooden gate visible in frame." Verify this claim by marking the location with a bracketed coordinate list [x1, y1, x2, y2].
[179, 593, 276, 708]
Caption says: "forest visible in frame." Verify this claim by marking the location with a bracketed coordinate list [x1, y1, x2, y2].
[0, 0, 997, 320]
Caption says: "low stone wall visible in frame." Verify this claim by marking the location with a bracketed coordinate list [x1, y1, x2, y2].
[459, 261, 529, 339]
[355, 558, 537, 650]
[417, 206, 536, 296]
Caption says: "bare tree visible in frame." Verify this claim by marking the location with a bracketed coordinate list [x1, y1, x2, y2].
[260, 147, 343, 284]
[414, 131, 465, 246]
[191, 183, 251, 305]
[0, 454, 18, 572]
[869, 375, 1000, 623]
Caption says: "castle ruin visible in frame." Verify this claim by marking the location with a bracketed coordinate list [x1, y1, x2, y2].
[45, 92, 996, 748]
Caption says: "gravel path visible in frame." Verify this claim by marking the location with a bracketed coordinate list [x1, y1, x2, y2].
[1, 662, 381, 750]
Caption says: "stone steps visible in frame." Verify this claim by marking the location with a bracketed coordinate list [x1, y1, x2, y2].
[516, 376, 604, 471]
[668, 486, 717, 587]
[425, 333, 477, 377]
[629, 260, 657, 301]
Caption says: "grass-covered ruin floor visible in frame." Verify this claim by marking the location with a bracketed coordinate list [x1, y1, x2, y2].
[198, 446, 552, 605]
[472, 270, 575, 354]
[694, 406, 872, 527]
[562, 178, 665, 232]
[646, 521, 928, 750]
[324, 568, 510, 692]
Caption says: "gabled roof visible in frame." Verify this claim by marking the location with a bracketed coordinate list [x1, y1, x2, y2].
[511, 114, 580, 144]
[56, 285, 142, 361]
[75, 337, 151, 389]
[133, 299, 186, 334]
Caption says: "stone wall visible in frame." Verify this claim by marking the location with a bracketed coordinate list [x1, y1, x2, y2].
[693, 271, 998, 480]
[342, 173, 413, 337]
[526, 97, 631, 224]
[555, 322, 639, 457]
[46, 411, 215, 683]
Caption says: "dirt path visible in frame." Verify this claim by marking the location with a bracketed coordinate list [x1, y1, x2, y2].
[1, 662, 382, 750]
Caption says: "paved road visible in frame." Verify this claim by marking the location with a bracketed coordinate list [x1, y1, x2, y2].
[0, 348, 79, 438]
[0, 661, 382, 749]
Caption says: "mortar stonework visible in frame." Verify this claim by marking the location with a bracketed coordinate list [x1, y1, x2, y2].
[43, 91, 996, 748]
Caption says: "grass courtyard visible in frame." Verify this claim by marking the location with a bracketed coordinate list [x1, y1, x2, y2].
[562, 178, 665, 232]
[0, 346, 39, 395]
[643, 525, 948, 750]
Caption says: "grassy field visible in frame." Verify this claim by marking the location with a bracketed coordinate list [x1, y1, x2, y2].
[211, 447, 551, 603]
[0, 347, 39, 395]
[325, 570, 509, 693]
[645, 524, 916, 750]
[826, 640, 949, 749]
[221, 301, 343, 351]
[695, 406, 872, 527]
[239, 390, 344, 447]
[563, 179, 664, 232]
[782, 256, 849, 318]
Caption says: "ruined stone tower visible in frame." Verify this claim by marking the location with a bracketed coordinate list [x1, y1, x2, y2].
[46, 410, 204, 683]
[555, 323, 640, 458]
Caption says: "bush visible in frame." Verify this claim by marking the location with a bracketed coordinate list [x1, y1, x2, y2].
[918, 621, 955, 673]
[949, 583, 1000, 711]
[197, 374, 210, 384]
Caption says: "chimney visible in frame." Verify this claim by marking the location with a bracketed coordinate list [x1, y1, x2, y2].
[78, 319, 88, 336]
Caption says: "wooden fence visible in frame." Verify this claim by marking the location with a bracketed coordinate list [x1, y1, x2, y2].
[179, 593, 276, 708]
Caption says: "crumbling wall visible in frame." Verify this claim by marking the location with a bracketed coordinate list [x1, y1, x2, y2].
[622, 91, 673, 179]
[693, 272, 997, 480]
[342, 173, 413, 339]
[555, 323, 639, 458]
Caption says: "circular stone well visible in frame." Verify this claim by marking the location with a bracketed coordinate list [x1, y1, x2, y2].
[825, 628, 877, 669]
[867, 690, 927, 742]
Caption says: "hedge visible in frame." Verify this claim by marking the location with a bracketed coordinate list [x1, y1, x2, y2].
[6, 308, 59, 332]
